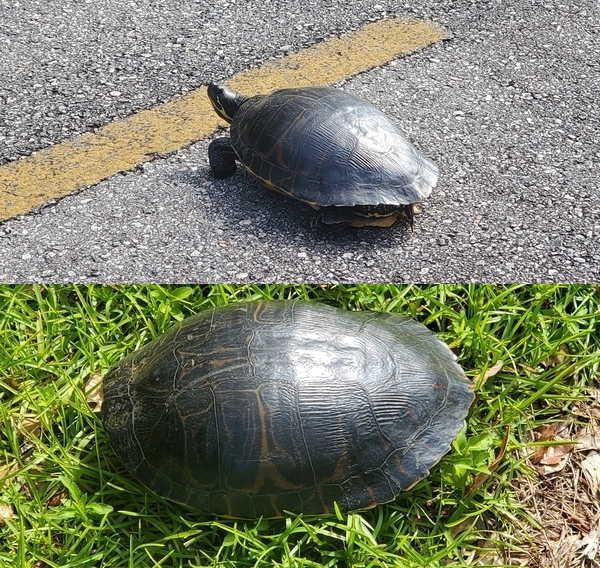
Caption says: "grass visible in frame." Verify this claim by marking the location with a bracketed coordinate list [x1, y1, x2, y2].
[0, 284, 599, 568]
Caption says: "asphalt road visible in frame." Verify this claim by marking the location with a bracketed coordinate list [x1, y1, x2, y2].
[0, 0, 598, 282]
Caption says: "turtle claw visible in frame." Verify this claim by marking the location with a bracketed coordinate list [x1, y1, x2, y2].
[403, 204, 415, 232]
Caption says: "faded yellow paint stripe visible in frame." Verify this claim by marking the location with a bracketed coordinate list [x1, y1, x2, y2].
[0, 19, 446, 221]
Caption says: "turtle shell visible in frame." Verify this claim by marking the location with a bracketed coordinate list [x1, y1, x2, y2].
[230, 87, 438, 207]
[103, 300, 472, 519]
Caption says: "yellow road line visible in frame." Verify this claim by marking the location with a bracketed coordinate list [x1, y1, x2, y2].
[0, 19, 446, 221]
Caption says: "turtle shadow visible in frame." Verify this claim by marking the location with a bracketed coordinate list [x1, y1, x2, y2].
[189, 167, 414, 250]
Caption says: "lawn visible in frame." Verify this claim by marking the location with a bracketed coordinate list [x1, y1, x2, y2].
[1, 284, 599, 567]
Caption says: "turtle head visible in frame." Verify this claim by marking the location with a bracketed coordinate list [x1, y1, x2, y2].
[207, 83, 248, 124]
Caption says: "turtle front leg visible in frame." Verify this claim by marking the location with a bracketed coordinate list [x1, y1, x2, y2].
[208, 137, 237, 178]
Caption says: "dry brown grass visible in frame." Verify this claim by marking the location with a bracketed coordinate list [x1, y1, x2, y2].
[510, 389, 600, 568]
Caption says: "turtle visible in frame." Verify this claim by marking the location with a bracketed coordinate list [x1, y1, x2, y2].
[102, 300, 473, 519]
[207, 84, 439, 229]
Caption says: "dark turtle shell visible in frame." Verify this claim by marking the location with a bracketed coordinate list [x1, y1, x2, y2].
[103, 300, 473, 519]
[230, 87, 438, 208]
